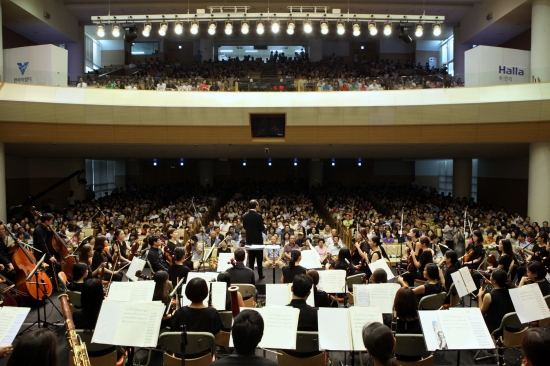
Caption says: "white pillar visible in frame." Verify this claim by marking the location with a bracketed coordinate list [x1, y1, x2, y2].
[198, 160, 214, 187]
[528, 143, 550, 222]
[452, 158, 472, 200]
[0, 2, 4, 82]
[532, 0, 550, 82]
[0, 143, 6, 220]
[309, 160, 323, 188]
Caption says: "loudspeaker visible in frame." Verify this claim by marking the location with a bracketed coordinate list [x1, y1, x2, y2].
[124, 26, 138, 43]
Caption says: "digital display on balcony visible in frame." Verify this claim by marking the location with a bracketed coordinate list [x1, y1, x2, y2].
[250, 114, 286, 138]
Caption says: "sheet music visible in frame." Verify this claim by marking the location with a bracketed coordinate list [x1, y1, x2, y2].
[0, 307, 31, 346]
[244, 245, 267, 250]
[462, 308, 495, 350]
[459, 267, 477, 293]
[125, 257, 146, 282]
[107, 281, 155, 302]
[367, 284, 400, 313]
[438, 309, 493, 350]
[349, 306, 383, 351]
[210, 282, 227, 310]
[450, 271, 468, 298]
[510, 284, 550, 323]
[299, 250, 323, 269]
[187, 272, 218, 283]
[418, 311, 440, 351]
[368, 259, 395, 280]
[318, 308, 353, 351]
[265, 284, 315, 307]
[318, 270, 346, 293]
[92, 300, 164, 347]
[217, 253, 235, 272]
[353, 285, 370, 307]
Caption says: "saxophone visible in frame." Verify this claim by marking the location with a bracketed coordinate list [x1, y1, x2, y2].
[58, 294, 91, 366]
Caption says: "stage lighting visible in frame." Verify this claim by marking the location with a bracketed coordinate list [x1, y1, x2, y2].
[433, 23, 442, 36]
[287, 22, 295, 35]
[271, 20, 279, 33]
[159, 22, 168, 36]
[124, 26, 138, 43]
[257, 21, 265, 34]
[320, 21, 329, 35]
[368, 22, 377, 36]
[304, 20, 312, 33]
[208, 22, 216, 35]
[97, 25, 105, 37]
[174, 21, 183, 35]
[225, 22, 233, 35]
[398, 25, 412, 44]
[190, 21, 199, 34]
[415, 24, 423, 37]
[112, 25, 120, 37]
[142, 23, 151, 37]
[353, 23, 361, 36]
[337, 22, 345, 35]
[383, 23, 392, 36]
[241, 21, 249, 34]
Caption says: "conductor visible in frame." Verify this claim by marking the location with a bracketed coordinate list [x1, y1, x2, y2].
[242, 199, 265, 280]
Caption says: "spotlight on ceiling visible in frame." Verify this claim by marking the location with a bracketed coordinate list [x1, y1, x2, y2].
[383, 22, 392, 36]
[208, 22, 216, 35]
[241, 21, 249, 34]
[257, 21, 265, 34]
[287, 21, 295, 35]
[97, 25, 105, 37]
[415, 24, 423, 37]
[337, 21, 345, 35]
[174, 21, 183, 35]
[124, 26, 138, 43]
[190, 21, 199, 35]
[112, 25, 121, 37]
[320, 21, 329, 35]
[304, 20, 312, 33]
[225, 22, 233, 35]
[368, 22, 377, 36]
[398, 25, 412, 44]
[142, 23, 151, 37]
[271, 20, 279, 33]
[353, 23, 361, 36]
[433, 23, 442, 36]
[158, 22, 168, 36]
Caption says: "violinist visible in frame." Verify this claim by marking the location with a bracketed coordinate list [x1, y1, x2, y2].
[168, 247, 190, 288]
[78, 243, 104, 280]
[153, 271, 175, 330]
[112, 229, 131, 265]
[146, 235, 169, 272]
[473, 239, 516, 284]
[91, 236, 122, 282]
[518, 261, 550, 296]
[458, 230, 485, 271]
[402, 236, 434, 287]
[441, 250, 459, 303]
[67, 263, 88, 292]
[355, 235, 383, 277]
[333, 247, 356, 278]
[166, 228, 182, 253]
[188, 235, 203, 270]
[0, 224, 16, 284]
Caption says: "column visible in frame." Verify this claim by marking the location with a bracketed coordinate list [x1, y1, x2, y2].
[0, 2, 4, 82]
[452, 25, 471, 84]
[66, 25, 85, 84]
[68, 158, 86, 202]
[452, 158, 472, 200]
[532, 0, 550, 82]
[198, 160, 214, 187]
[309, 160, 323, 188]
[528, 143, 550, 222]
[0, 143, 6, 220]
[114, 160, 126, 189]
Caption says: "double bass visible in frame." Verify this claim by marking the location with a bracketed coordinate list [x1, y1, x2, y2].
[4, 221, 53, 302]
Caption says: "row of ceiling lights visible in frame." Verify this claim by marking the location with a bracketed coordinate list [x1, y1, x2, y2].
[97, 20, 441, 38]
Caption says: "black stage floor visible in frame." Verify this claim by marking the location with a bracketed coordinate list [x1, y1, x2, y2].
[0, 265, 523, 366]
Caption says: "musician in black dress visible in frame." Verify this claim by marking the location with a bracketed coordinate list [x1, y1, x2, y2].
[518, 260, 550, 296]
[402, 236, 433, 286]
[91, 236, 122, 282]
[458, 230, 485, 271]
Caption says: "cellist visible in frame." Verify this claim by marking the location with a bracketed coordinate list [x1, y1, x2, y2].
[32, 213, 60, 274]
[0, 224, 16, 284]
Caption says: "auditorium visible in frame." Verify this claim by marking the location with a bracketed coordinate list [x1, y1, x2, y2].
[0, 0, 550, 365]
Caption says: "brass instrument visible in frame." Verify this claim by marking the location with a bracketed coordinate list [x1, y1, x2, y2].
[58, 294, 91, 366]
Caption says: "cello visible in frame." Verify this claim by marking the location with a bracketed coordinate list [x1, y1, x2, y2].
[4, 221, 53, 302]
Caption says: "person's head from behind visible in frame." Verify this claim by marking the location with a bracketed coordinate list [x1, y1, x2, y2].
[527, 261, 547, 281]
[72, 262, 88, 282]
[217, 271, 232, 288]
[292, 274, 313, 299]
[185, 277, 208, 304]
[393, 287, 419, 321]
[289, 249, 301, 268]
[232, 310, 264, 355]
[521, 327, 550, 366]
[7, 328, 58, 366]
[234, 248, 246, 262]
[362, 322, 398, 366]
[371, 268, 388, 284]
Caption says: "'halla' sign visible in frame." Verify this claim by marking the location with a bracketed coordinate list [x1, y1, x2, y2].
[498, 66, 525, 75]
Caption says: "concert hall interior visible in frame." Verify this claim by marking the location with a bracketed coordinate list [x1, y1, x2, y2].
[1, 0, 550, 365]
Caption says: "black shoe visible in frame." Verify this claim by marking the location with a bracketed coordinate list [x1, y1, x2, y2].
[259, 276, 265, 280]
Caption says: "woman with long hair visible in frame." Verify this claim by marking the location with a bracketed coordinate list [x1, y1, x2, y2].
[281, 249, 306, 284]
[518, 261, 550, 296]
[153, 271, 174, 329]
[399, 263, 443, 300]
[168, 247, 191, 288]
[478, 269, 515, 335]
[334, 247, 356, 277]
[91, 236, 122, 282]
[362, 322, 399, 366]
[72, 279, 104, 330]
[459, 229, 485, 271]
[306, 269, 330, 307]
[7, 329, 58, 366]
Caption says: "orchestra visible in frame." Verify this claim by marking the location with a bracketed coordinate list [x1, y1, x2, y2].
[1, 199, 550, 366]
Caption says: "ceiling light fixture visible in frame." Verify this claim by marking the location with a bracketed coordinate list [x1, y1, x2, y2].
[337, 21, 345, 35]
[384, 22, 392, 35]
[174, 21, 183, 35]
[208, 21, 216, 35]
[368, 22, 377, 36]
[287, 21, 295, 35]
[241, 21, 249, 34]
[158, 22, 168, 36]
[433, 23, 441, 36]
[257, 21, 264, 34]
[112, 24, 121, 37]
[97, 24, 105, 37]
[415, 24, 423, 37]
[271, 20, 279, 33]
[353, 23, 361, 36]
[320, 21, 329, 35]
[190, 21, 199, 34]
[225, 22, 233, 35]
[304, 20, 312, 33]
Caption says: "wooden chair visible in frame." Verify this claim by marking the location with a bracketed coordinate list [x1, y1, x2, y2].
[277, 332, 325, 366]
[158, 332, 215, 366]
[418, 292, 446, 310]
[233, 283, 256, 307]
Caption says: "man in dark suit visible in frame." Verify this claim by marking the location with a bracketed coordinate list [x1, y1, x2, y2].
[147, 235, 169, 272]
[226, 249, 255, 285]
[287, 274, 318, 331]
[242, 200, 265, 280]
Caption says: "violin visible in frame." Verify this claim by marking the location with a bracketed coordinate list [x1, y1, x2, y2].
[162, 243, 173, 265]
[406, 240, 417, 272]
[135, 270, 151, 281]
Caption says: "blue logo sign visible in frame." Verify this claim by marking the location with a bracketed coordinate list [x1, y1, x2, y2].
[17, 62, 29, 75]
[498, 65, 524, 76]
